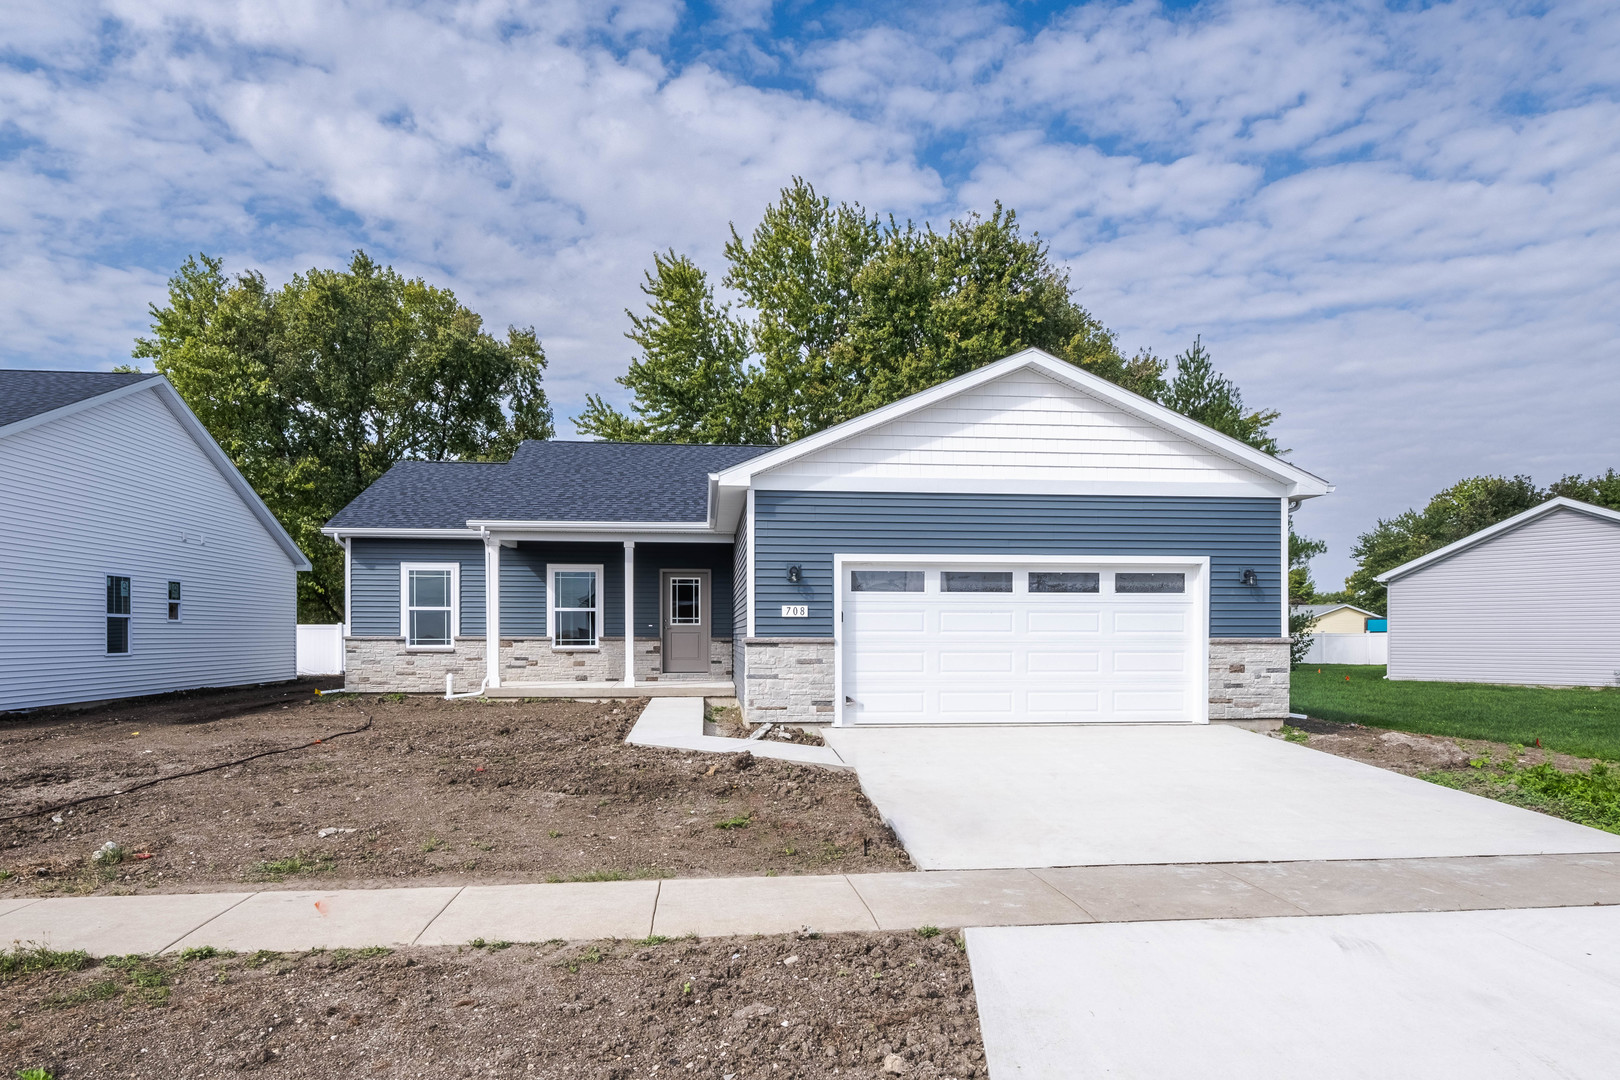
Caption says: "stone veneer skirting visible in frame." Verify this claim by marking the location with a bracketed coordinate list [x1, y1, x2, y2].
[345, 636, 733, 693]
[743, 638, 836, 723]
[1207, 638, 1291, 721]
[741, 636, 1290, 724]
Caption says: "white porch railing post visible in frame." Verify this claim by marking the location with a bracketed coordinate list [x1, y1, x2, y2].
[485, 534, 501, 689]
[623, 540, 636, 687]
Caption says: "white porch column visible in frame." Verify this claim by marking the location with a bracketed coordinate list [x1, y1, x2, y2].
[623, 540, 636, 687]
[484, 534, 501, 688]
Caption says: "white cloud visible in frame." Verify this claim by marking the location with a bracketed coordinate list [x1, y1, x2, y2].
[0, 0, 1616, 587]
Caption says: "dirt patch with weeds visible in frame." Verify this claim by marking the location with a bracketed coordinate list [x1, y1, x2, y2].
[0, 685, 907, 897]
[1275, 718, 1620, 833]
[705, 704, 826, 747]
[1, 933, 984, 1079]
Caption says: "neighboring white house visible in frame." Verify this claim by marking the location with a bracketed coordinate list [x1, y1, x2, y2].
[1376, 497, 1620, 687]
[0, 370, 311, 712]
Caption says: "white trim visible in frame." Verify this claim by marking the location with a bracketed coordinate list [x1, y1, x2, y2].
[466, 519, 719, 532]
[343, 537, 353, 636]
[104, 571, 133, 657]
[476, 530, 729, 544]
[748, 476, 1290, 498]
[400, 562, 460, 651]
[715, 350, 1333, 499]
[326, 527, 483, 540]
[1279, 496, 1289, 639]
[484, 536, 502, 688]
[623, 541, 636, 687]
[830, 552, 1211, 727]
[745, 487, 756, 640]
[546, 563, 605, 651]
[1375, 497, 1620, 584]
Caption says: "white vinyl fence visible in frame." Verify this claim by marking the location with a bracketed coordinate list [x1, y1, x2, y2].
[1301, 632, 1388, 665]
[296, 624, 345, 676]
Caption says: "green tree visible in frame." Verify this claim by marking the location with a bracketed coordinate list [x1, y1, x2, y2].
[135, 252, 552, 621]
[1548, 469, 1620, 511]
[1160, 336, 1281, 454]
[1343, 474, 1546, 614]
[578, 178, 1189, 444]
[1287, 526, 1328, 664]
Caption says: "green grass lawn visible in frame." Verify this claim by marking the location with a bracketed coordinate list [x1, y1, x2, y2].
[1292, 665, 1620, 761]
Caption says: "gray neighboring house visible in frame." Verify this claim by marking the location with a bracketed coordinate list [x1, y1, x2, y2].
[1376, 497, 1620, 687]
[324, 349, 1333, 725]
[0, 370, 310, 712]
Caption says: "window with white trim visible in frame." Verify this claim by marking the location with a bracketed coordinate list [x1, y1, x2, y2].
[167, 581, 182, 621]
[548, 564, 602, 649]
[106, 575, 130, 654]
[401, 563, 459, 649]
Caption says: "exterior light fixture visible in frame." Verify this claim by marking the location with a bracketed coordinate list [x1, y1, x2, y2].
[1240, 569, 1260, 587]
[786, 565, 802, 584]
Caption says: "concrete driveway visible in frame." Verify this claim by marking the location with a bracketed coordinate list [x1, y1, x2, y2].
[823, 724, 1620, 870]
[967, 906, 1620, 1079]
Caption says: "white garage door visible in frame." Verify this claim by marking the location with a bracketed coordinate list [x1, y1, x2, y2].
[841, 562, 1205, 724]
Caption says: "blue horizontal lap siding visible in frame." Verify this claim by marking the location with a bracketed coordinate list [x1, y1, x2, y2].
[350, 539, 486, 637]
[753, 492, 1283, 638]
[500, 542, 625, 637]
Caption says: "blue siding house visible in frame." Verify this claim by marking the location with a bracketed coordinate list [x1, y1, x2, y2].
[324, 350, 1332, 724]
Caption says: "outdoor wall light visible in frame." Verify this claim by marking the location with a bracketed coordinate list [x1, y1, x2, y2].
[1240, 568, 1260, 587]
[786, 565, 802, 584]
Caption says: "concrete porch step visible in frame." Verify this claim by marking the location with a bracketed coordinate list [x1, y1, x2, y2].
[482, 681, 734, 698]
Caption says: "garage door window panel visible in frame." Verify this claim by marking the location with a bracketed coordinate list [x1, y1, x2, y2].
[851, 570, 924, 592]
[942, 571, 1012, 593]
[1115, 572, 1185, 594]
[1030, 572, 1100, 594]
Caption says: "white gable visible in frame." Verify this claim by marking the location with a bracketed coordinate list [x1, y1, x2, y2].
[751, 367, 1289, 496]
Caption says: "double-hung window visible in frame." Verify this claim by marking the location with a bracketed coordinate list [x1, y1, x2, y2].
[548, 565, 602, 649]
[167, 581, 182, 621]
[401, 563, 459, 649]
[106, 575, 131, 654]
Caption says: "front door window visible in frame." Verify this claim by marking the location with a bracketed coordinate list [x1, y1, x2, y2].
[669, 577, 702, 626]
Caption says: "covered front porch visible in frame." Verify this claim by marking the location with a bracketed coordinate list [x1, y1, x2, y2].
[470, 533, 737, 695]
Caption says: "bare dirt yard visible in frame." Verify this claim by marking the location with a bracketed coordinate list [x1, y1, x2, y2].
[1, 931, 986, 1079]
[0, 684, 908, 898]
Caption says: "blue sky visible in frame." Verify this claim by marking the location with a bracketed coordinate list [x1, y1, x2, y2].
[3, 0, 1617, 587]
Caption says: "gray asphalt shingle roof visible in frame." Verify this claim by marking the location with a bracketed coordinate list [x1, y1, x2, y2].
[0, 369, 161, 429]
[326, 440, 774, 529]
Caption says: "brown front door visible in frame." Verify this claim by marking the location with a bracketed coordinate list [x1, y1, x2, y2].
[661, 570, 711, 674]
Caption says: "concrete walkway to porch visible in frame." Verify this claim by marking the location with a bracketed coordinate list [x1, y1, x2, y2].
[5, 852, 1620, 957]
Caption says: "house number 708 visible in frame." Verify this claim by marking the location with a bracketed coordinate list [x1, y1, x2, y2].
[780, 604, 808, 618]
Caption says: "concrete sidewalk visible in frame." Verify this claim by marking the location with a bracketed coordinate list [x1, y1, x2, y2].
[5, 852, 1620, 956]
[626, 698, 850, 770]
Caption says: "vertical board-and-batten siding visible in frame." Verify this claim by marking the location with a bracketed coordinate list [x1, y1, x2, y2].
[1387, 508, 1620, 686]
[753, 492, 1284, 639]
[755, 368, 1284, 492]
[0, 388, 300, 711]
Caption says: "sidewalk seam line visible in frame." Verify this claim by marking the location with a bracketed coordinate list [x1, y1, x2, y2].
[0, 898, 45, 920]
[411, 886, 466, 946]
[155, 891, 258, 956]
[1026, 869, 1100, 922]
[844, 875, 882, 932]
[1210, 865, 1315, 916]
[648, 879, 662, 939]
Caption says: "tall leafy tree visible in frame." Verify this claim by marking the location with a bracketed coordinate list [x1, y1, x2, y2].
[1160, 336, 1281, 454]
[1287, 527, 1329, 664]
[578, 178, 1185, 444]
[136, 251, 552, 621]
[1548, 469, 1620, 510]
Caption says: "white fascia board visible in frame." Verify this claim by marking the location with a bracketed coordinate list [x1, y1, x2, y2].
[1296, 603, 1380, 619]
[712, 349, 1335, 498]
[151, 381, 313, 571]
[464, 519, 721, 533]
[748, 476, 1289, 498]
[1375, 497, 1620, 584]
[324, 527, 484, 540]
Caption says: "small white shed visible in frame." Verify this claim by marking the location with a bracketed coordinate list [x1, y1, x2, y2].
[1376, 498, 1620, 687]
[0, 371, 311, 711]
